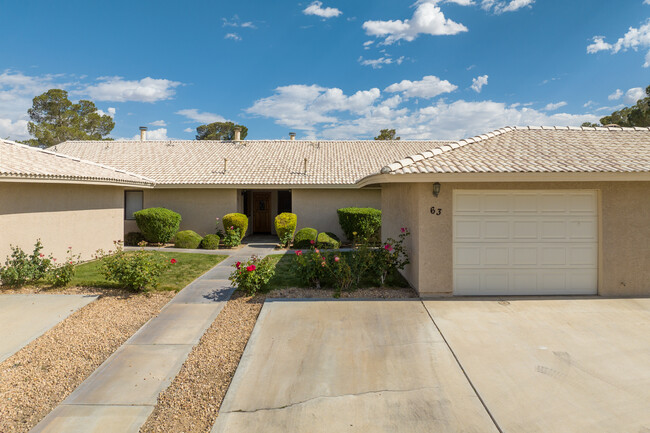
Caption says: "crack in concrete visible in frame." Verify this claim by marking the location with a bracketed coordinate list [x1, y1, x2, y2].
[225, 386, 437, 414]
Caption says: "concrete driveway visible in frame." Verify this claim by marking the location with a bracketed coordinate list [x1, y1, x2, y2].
[0, 294, 97, 363]
[424, 297, 650, 433]
[213, 297, 650, 433]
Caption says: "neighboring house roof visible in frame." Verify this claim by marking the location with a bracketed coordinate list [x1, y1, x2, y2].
[53, 139, 450, 186]
[0, 139, 155, 187]
[380, 126, 650, 175]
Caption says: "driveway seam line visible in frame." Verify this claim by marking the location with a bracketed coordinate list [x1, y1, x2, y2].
[420, 299, 504, 433]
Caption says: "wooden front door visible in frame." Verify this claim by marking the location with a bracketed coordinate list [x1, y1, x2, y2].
[252, 192, 272, 233]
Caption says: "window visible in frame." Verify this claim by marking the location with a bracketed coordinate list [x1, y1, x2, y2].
[278, 190, 292, 214]
[125, 190, 143, 220]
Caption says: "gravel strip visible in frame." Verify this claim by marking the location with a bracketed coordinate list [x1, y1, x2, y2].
[140, 291, 264, 433]
[0, 287, 174, 433]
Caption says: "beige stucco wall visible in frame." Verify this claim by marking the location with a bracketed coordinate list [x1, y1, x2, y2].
[0, 182, 123, 263]
[292, 188, 382, 240]
[382, 181, 650, 297]
[124, 188, 238, 237]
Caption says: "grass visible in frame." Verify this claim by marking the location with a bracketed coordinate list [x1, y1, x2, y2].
[69, 251, 227, 291]
[264, 253, 409, 290]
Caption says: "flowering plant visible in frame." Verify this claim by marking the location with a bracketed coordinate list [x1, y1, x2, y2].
[294, 247, 328, 289]
[48, 246, 81, 287]
[371, 228, 411, 286]
[0, 239, 53, 286]
[229, 255, 275, 295]
[97, 241, 168, 291]
[222, 226, 241, 248]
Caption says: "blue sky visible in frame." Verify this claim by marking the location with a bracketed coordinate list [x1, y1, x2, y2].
[1, 0, 649, 141]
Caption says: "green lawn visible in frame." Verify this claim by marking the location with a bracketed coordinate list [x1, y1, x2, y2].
[264, 253, 409, 290]
[69, 251, 227, 291]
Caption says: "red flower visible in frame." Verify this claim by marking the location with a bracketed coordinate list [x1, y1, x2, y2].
[384, 244, 393, 252]
[401, 227, 406, 233]
[69, 261, 73, 264]
[246, 265, 256, 272]
[170, 258, 177, 264]
[68, 246, 73, 249]
[39, 254, 44, 257]
[236, 261, 241, 268]
[334, 256, 340, 262]
[295, 250, 303, 256]
[310, 240, 315, 245]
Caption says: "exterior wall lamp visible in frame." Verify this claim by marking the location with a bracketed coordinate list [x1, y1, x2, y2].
[433, 182, 441, 197]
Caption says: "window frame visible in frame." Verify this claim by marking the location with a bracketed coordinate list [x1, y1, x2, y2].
[124, 190, 144, 220]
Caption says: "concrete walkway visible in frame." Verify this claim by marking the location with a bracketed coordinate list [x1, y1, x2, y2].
[0, 294, 97, 363]
[31, 240, 277, 433]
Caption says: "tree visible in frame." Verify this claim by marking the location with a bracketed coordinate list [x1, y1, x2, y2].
[25, 89, 115, 147]
[581, 122, 600, 127]
[594, 85, 650, 127]
[196, 122, 248, 140]
[374, 129, 400, 140]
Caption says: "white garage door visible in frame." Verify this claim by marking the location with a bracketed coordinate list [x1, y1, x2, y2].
[453, 190, 598, 296]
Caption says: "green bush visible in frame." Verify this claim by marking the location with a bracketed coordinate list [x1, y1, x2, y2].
[293, 227, 318, 249]
[124, 232, 146, 246]
[47, 247, 81, 287]
[134, 208, 181, 243]
[222, 213, 248, 241]
[275, 213, 297, 247]
[317, 232, 341, 249]
[337, 207, 382, 242]
[222, 228, 242, 248]
[174, 230, 203, 249]
[201, 234, 220, 250]
[0, 240, 52, 286]
[229, 255, 276, 296]
[99, 243, 168, 291]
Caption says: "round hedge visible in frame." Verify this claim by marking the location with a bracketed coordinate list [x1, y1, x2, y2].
[316, 232, 341, 249]
[174, 230, 203, 249]
[222, 213, 248, 240]
[134, 207, 181, 243]
[336, 207, 381, 242]
[275, 213, 297, 242]
[293, 227, 318, 249]
[201, 234, 220, 250]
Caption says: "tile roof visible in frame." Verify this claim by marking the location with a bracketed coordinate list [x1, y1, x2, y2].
[53, 139, 450, 186]
[380, 126, 650, 175]
[0, 139, 154, 186]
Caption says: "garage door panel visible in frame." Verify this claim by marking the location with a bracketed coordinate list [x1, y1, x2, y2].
[453, 190, 598, 296]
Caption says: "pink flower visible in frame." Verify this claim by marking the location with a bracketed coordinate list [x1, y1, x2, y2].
[68, 246, 72, 249]
[69, 261, 73, 264]
[334, 256, 340, 262]
[170, 258, 177, 264]
[314, 248, 320, 254]
[401, 227, 406, 233]
[39, 254, 44, 257]
[246, 265, 256, 272]
[310, 240, 315, 245]
[295, 250, 303, 256]
[321, 262, 326, 267]
[236, 261, 241, 268]
[230, 226, 234, 230]
[384, 244, 393, 252]
[53, 258, 57, 262]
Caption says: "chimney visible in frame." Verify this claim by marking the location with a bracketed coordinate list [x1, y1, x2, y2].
[139, 126, 147, 141]
[289, 132, 296, 140]
[233, 127, 241, 141]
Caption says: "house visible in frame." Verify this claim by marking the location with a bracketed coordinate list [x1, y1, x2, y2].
[360, 126, 650, 297]
[0, 139, 154, 261]
[53, 135, 447, 239]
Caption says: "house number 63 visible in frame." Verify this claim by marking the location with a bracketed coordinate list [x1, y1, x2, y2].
[430, 206, 442, 215]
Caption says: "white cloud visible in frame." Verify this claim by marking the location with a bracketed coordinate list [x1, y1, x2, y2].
[624, 87, 646, 104]
[471, 74, 488, 93]
[447, 0, 474, 5]
[150, 120, 167, 126]
[362, 1, 467, 44]
[583, 100, 596, 108]
[303, 1, 342, 18]
[358, 55, 404, 68]
[184, 127, 194, 133]
[587, 20, 650, 67]
[176, 109, 226, 124]
[645, 0, 650, 4]
[608, 89, 623, 100]
[225, 33, 242, 41]
[481, 0, 534, 13]
[223, 16, 257, 28]
[84, 77, 181, 102]
[544, 101, 568, 111]
[130, 128, 168, 140]
[385, 75, 457, 99]
[0, 118, 29, 140]
[97, 107, 116, 117]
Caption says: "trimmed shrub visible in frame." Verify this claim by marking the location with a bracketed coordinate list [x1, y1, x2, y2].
[293, 227, 318, 249]
[99, 243, 168, 292]
[317, 232, 341, 249]
[124, 231, 146, 246]
[134, 208, 181, 243]
[174, 230, 203, 249]
[275, 213, 297, 247]
[337, 207, 382, 242]
[201, 234, 220, 250]
[222, 213, 248, 241]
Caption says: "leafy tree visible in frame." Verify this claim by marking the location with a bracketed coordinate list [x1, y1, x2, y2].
[581, 122, 600, 127]
[25, 89, 114, 147]
[598, 85, 650, 127]
[374, 129, 400, 140]
[196, 122, 248, 140]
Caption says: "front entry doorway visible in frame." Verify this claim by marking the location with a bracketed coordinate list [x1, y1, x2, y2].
[252, 191, 272, 233]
